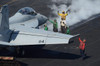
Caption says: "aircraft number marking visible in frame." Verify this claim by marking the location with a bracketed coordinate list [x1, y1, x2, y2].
[39, 40, 44, 43]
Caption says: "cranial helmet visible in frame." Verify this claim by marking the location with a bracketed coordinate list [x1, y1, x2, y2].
[62, 11, 65, 13]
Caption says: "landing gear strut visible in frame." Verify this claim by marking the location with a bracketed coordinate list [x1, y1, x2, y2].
[16, 47, 25, 56]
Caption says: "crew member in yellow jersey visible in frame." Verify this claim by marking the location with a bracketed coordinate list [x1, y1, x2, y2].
[58, 11, 68, 20]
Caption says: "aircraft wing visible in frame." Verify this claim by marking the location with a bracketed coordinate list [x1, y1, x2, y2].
[7, 29, 79, 46]
[0, 29, 79, 46]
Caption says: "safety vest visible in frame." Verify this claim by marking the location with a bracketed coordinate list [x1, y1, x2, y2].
[58, 13, 68, 20]
[66, 28, 70, 34]
[48, 20, 58, 29]
[79, 38, 85, 50]
[44, 26, 48, 31]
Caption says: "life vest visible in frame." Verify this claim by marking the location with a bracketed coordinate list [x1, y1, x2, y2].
[79, 42, 85, 50]
[58, 13, 68, 20]
[79, 38, 85, 50]
[44, 26, 48, 31]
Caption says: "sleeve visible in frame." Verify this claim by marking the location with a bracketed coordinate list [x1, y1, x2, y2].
[79, 37, 82, 43]
[48, 20, 54, 24]
[65, 13, 68, 16]
[58, 13, 62, 16]
[55, 22, 58, 28]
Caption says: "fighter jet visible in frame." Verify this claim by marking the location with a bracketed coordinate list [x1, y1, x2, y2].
[9, 6, 48, 29]
[0, 5, 79, 55]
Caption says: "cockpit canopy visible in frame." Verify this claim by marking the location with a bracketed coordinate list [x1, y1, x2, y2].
[18, 7, 37, 15]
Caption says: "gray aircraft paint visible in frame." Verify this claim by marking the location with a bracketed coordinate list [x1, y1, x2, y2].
[9, 7, 48, 27]
[0, 5, 12, 42]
